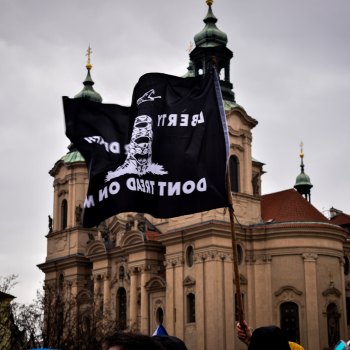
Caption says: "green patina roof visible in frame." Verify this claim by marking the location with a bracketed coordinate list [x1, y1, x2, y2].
[295, 171, 313, 187]
[194, 5, 228, 48]
[61, 150, 85, 164]
[294, 153, 313, 190]
[74, 69, 102, 103]
[224, 100, 238, 112]
[62, 60, 102, 166]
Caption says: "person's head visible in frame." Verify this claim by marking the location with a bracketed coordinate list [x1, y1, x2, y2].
[152, 335, 188, 350]
[248, 326, 291, 350]
[102, 331, 165, 350]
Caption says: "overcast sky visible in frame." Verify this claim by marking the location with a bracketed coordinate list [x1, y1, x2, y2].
[0, 0, 349, 305]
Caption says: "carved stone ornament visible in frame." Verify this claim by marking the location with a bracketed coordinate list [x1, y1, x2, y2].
[322, 287, 341, 298]
[302, 252, 318, 261]
[183, 276, 196, 287]
[275, 285, 303, 297]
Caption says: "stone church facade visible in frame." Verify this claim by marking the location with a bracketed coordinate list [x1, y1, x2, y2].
[38, 2, 350, 350]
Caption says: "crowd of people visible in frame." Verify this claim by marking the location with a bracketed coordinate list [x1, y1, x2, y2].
[102, 332, 188, 350]
[100, 320, 305, 350]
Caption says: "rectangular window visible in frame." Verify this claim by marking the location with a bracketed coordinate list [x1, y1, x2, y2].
[187, 293, 196, 323]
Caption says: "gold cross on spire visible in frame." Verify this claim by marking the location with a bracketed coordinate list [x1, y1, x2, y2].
[206, 0, 213, 6]
[86, 45, 93, 70]
[300, 141, 304, 158]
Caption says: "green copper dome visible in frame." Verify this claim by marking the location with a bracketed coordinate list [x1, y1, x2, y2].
[295, 171, 312, 187]
[74, 69, 102, 103]
[61, 144, 85, 165]
[66, 47, 100, 165]
[194, 5, 228, 48]
[294, 145, 313, 201]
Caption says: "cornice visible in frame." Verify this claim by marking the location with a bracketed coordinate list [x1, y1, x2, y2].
[158, 220, 241, 245]
[249, 223, 347, 242]
[37, 254, 91, 274]
[226, 105, 258, 129]
[275, 285, 303, 297]
[322, 286, 341, 298]
[145, 276, 166, 292]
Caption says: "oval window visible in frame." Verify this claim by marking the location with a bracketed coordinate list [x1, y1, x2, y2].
[186, 246, 194, 267]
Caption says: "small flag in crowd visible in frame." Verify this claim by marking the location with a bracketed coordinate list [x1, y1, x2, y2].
[152, 324, 169, 336]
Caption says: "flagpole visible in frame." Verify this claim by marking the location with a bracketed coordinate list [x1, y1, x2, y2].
[210, 59, 245, 325]
[226, 169, 245, 325]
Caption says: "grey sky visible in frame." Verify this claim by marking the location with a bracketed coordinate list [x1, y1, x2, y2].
[0, 0, 349, 304]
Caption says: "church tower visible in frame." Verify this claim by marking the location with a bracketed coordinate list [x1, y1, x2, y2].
[294, 142, 313, 202]
[38, 2, 266, 349]
[37, 49, 103, 345]
[190, 0, 235, 102]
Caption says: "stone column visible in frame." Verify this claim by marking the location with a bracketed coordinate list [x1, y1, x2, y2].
[302, 253, 320, 350]
[93, 274, 102, 313]
[195, 253, 206, 350]
[103, 273, 111, 315]
[68, 176, 74, 228]
[164, 260, 176, 336]
[264, 255, 273, 324]
[140, 265, 150, 334]
[242, 134, 253, 195]
[253, 255, 272, 325]
[53, 185, 59, 231]
[246, 254, 256, 328]
[129, 267, 138, 330]
[339, 257, 348, 340]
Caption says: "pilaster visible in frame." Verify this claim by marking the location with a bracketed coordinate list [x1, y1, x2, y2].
[302, 252, 320, 350]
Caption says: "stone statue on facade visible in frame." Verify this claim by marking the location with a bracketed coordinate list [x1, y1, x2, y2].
[48, 215, 53, 233]
[75, 204, 83, 226]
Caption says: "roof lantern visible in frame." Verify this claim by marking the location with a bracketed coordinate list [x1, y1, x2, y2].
[294, 142, 313, 202]
[74, 45, 103, 103]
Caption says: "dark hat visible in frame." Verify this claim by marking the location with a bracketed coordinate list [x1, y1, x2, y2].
[248, 326, 291, 350]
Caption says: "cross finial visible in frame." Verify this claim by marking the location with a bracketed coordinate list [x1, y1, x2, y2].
[86, 45, 93, 70]
[187, 41, 194, 54]
[206, 0, 213, 6]
[300, 141, 304, 158]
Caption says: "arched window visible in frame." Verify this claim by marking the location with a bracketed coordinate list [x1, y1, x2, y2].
[61, 199, 68, 230]
[187, 293, 196, 323]
[186, 246, 194, 268]
[156, 307, 164, 325]
[327, 303, 340, 348]
[280, 302, 300, 343]
[117, 288, 127, 330]
[236, 244, 244, 265]
[229, 156, 239, 192]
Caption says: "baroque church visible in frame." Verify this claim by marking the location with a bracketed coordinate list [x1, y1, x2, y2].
[38, 1, 350, 349]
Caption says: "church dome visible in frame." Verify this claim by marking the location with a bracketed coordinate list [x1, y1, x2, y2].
[294, 171, 312, 188]
[61, 144, 85, 164]
[74, 69, 102, 103]
[293, 144, 313, 201]
[74, 46, 102, 103]
[194, 1, 228, 48]
[62, 46, 101, 166]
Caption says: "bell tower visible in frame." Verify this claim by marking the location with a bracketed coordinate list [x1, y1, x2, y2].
[294, 142, 313, 202]
[189, 0, 235, 102]
[38, 46, 103, 303]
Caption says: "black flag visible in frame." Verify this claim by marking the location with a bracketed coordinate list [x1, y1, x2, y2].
[64, 71, 230, 227]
